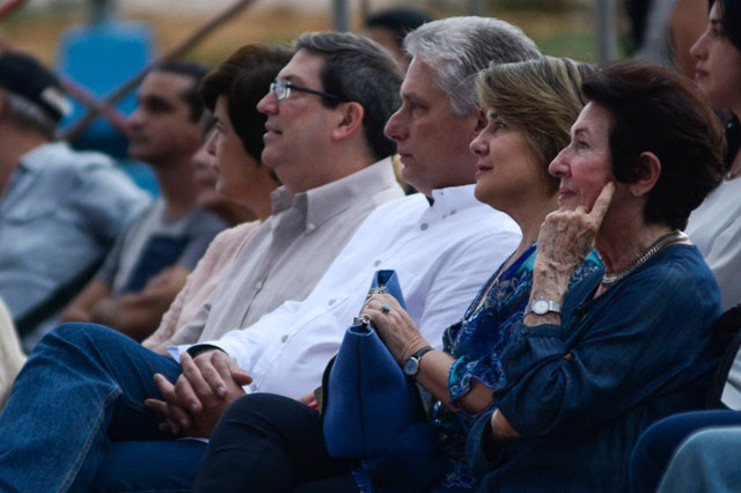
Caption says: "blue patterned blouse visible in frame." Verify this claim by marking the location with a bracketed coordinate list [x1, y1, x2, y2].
[431, 244, 603, 492]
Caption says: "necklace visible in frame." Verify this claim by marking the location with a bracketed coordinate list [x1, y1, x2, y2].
[601, 230, 686, 286]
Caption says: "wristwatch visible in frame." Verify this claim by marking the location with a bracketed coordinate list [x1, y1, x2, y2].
[402, 346, 434, 377]
[525, 298, 561, 316]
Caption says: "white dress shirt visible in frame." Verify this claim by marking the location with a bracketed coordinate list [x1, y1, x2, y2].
[176, 184, 521, 398]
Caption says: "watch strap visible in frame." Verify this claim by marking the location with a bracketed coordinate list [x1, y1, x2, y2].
[410, 346, 434, 361]
[403, 346, 434, 377]
[525, 298, 561, 316]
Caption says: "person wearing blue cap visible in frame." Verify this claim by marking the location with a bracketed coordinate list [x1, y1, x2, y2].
[0, 51, 149, 350]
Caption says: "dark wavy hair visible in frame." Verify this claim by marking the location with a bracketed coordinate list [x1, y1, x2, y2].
[582, 61, 725, 230]
[199, 45, 293, 161]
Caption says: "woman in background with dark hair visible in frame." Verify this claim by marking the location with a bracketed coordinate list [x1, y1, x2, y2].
[629, 1, 741, 491]
[684, 0, 741, 310]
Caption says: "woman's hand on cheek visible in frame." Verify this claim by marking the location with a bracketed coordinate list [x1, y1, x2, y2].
[536, 181, 615, 277]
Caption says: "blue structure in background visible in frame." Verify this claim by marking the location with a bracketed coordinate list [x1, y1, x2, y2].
[57, 20, 160, 196]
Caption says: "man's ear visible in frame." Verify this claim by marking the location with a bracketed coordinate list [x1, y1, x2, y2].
[630, 151, 662, 197]
[331, 101, 365, 142]
[473, 107, 487, 133]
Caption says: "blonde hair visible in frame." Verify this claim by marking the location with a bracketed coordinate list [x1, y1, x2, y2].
[476, 56, 592, 192]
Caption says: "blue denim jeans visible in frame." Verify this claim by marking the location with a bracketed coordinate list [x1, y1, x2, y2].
[0, 323, 206, 492]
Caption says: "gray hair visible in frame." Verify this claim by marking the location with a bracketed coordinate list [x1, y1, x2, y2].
[405, 16, 541, 116]
[294, 31, 404, 160]
[2, 91, 57, 140]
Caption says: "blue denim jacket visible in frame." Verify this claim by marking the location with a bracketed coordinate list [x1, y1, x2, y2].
[474, 244, 723, 493]
[0, 142, 148, 339]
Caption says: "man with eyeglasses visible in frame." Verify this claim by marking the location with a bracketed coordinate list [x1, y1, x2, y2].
[142, 33, 404, 350]
[0, 32, 405, 491]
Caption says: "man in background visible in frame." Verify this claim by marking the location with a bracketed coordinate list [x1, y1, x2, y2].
[0, 51, 148, 349]
[61, 62, 226, 342]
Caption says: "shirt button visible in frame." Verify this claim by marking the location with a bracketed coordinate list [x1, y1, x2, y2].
[281, 335, 288, 343]
[420, 223, 429, 231]
[255, 280, 264, 290]
[328, 299, 336, 306]
[373, 260, 381, 267]
[306, 223, 316, 232]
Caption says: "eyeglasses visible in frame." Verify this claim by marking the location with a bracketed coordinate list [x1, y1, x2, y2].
[269, 79, 347, 103]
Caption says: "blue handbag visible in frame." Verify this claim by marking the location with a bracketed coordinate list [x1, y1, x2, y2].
[322, 270, 442, 492]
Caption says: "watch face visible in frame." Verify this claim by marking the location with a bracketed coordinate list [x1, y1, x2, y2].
[403, 358, 419, 376]
[532, 299, 549, 315]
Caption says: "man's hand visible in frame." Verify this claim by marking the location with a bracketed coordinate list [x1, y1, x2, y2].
[145, 350, 252, 438]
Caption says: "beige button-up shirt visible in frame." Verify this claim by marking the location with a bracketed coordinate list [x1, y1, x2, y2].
[170, 158, 403, 344]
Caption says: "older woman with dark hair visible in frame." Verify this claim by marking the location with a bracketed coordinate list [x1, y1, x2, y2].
[474, 61, 725, 493]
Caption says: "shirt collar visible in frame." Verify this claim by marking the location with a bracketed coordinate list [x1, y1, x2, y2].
[17, 142, 70, 174]
[270, 157, 398, 230]
[428, 183, 479, 215]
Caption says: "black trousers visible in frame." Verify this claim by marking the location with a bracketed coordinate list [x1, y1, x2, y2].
[194, 393, 359, 493]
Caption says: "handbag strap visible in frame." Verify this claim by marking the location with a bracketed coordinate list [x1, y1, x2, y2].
[370, 270, 406, 310]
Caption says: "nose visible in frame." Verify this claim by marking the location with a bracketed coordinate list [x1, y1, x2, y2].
[126, 107, 144, 134]
[690, 31, 707, 61]
[191, 146, 211, 173]
[126, 106, 144, 127]
[469, 131, 488, 157]
[205, 129, 218, 157]
[384, 108, 407, 143]
[257, 90, 278, 115]
[548, 147, 570, 178]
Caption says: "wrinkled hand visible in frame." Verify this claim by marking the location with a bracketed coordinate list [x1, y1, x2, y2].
[145, 350, 252, 438]
[535, 182, 615, 279]
[361, 293, 428, 364]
